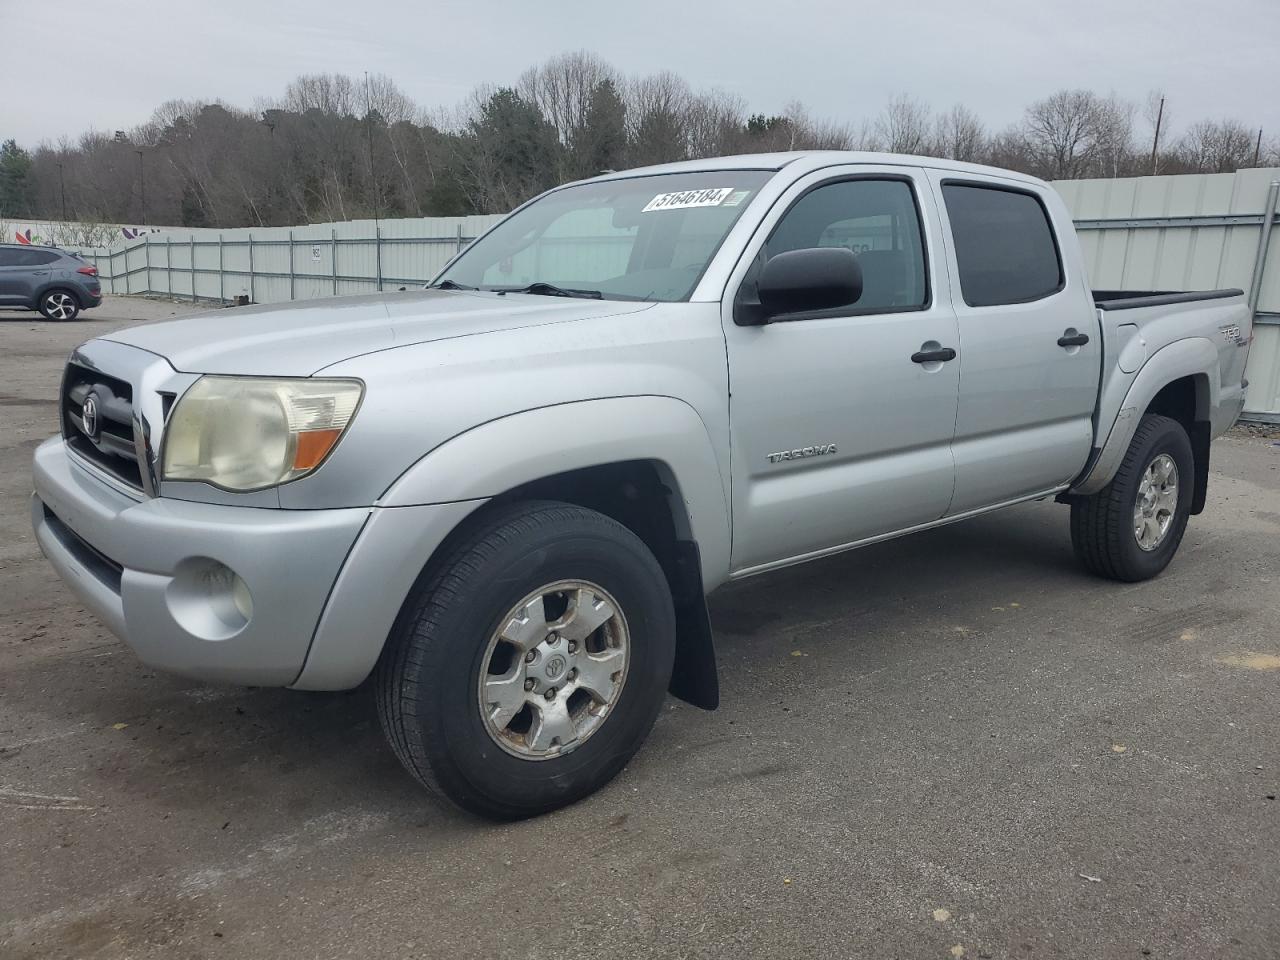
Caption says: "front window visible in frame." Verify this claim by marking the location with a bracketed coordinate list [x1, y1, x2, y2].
[435, 171, 772, 302]
[763, 178, 929, 312]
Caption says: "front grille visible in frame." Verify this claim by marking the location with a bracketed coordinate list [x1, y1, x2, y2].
[61, 362, 144, 490]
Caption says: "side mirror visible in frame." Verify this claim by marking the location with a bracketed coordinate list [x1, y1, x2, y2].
[751, 247, 863, 322]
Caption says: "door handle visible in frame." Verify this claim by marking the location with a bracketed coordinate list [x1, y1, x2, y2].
[911, 346, 957, 364]
[1057, 332, 1090, 347]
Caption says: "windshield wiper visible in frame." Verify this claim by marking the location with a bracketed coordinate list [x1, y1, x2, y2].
[427, 279, 476, 291]
[505, 281, 603, 300]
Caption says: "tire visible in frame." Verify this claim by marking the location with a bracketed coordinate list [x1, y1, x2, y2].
[1070, 414, 1194, 582]
[376, 500, 677, 819]
[39, 290, 80, 321]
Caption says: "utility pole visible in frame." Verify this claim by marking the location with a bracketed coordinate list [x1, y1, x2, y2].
[135, 149, 146, 223]
[1253, 128, 1263, 168]
[57, 162, 67, 221]
[1149, 96, 1165, 175]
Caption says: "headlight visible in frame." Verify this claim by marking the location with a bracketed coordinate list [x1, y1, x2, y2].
[162, 377, 363, 491]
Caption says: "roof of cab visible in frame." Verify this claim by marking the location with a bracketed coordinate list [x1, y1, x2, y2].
[586, 150, 1047, 188]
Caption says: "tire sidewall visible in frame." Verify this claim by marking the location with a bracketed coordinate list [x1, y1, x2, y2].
[1115, 419, 1194, 579]
[411, 519, 675, 817]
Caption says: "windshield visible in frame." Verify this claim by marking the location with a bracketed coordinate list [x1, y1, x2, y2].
[435, 171, 772, 301]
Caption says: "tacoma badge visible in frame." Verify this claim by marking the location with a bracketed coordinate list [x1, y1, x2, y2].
[767, 444, 837, 464]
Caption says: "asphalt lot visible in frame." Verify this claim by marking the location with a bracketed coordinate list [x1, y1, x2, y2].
[1, 296, 1278, 959]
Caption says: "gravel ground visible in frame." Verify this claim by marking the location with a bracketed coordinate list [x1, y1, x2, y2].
[1, 296, 1278, 960]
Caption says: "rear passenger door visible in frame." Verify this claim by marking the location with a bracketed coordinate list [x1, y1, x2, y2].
[928, 173, 1099, 514]
[0, 248, 33, 306]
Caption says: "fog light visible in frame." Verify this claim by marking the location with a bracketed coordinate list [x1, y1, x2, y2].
[166, 558, 253, 641]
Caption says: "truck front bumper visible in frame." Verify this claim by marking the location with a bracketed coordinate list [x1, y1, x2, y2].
[32, 437, 369, 686]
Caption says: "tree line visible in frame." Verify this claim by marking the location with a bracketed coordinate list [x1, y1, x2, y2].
[1, 51, 1275, 231]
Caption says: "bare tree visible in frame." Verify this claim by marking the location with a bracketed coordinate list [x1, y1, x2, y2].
[519, 51, 618, 148]
[1091, 94, 1136, 178]
[783, 101, 853, 150]
[985, 125, 1037, 174]
[1177, 119, 1257, 172]
[1264, 135, 1280, 168]
[624, 71, 693, 167]
[280, 74, 357, 116]
[875, 95, 932, 155]
[1024, 89, 1105, 178]
[684, 89, 748, 159]
[932, 104, 986, 162]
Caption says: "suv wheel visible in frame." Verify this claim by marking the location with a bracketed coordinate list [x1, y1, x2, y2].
[376, 500, 677, 819]
[39, 290, 80, 321]
[1070, 413, 1194, 582]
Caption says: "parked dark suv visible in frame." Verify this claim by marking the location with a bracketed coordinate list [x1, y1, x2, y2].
[0, 244, 103, 321]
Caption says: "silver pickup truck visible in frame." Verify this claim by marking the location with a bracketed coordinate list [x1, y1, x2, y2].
[32, 152, 1251, 818]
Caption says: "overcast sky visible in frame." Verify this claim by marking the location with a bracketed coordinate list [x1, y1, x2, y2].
[3, 0, 1277, 148]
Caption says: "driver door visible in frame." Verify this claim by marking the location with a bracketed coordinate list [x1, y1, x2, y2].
[721, 168, 961, 575]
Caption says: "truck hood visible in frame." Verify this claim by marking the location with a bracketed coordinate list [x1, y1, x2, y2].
[102, 290, 653, 376]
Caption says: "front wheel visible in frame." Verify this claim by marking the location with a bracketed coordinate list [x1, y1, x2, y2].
[376, 500, 676, 819]
[39, 290, 80, 321]
[1070, 413, 1194, 582]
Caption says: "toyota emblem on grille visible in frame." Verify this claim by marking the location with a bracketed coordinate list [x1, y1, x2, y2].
[81, 393, 101, 440]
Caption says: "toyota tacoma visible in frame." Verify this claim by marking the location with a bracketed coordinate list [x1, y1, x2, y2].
[32, 152, 1252, 818]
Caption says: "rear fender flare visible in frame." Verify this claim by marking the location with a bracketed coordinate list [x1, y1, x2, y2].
[1073, 338, 1218, 495]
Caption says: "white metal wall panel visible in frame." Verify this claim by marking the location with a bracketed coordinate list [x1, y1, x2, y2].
[1055, 167, 1280, 419]
[71, 214, 504, 306]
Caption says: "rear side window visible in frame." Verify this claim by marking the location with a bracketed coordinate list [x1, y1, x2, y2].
[942, 183, 1063, 307]
[0, 248, 59, 266]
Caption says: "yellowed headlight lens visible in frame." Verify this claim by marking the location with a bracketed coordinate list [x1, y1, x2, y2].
[162, 377, 362, 491]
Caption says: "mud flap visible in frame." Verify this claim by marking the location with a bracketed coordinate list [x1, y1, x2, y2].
[1190, 421, 1210, 515]
[666, 540, 719, 710]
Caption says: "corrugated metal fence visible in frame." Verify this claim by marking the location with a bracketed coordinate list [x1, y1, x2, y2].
[69, 169, 1280, 420]
[73, 215, 505, 305]
[1056, 167, 1280, 422]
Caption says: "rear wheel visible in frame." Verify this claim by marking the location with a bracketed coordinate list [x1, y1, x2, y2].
[1070, 413, 1194, 582]
[376, 500, 676, 819]
[39, 290, 80, 321]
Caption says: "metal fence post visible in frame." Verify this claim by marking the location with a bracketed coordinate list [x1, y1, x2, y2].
[248, 233, 255, 303]
[288, 230, 295, 301]
[166, 235, 173, 297]
[218, 234, 224, 303]
[456, 222, 464, 256]
[331, 229, 338, 296]
[1247, 180, 1280, 320]
[143, 234, 151, 294]
[375, 226, 383, 292]
[190, 235, 197, 302]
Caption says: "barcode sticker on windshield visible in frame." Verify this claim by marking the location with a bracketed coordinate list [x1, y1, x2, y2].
[643, 187, 734, 212]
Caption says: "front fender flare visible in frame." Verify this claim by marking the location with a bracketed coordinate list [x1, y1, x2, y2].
[380, 395, 732, 585]
[294, 397, 731, 691]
